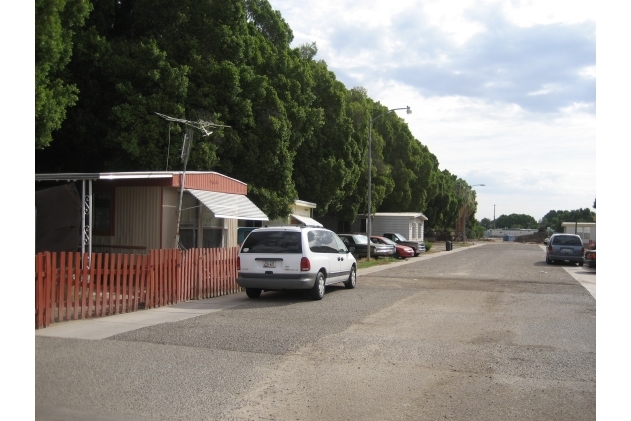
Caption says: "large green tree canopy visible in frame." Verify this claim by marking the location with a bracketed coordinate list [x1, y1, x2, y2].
[35, 0, 474, 228]
[494, 213, 538, 229]
[540, 208, 595, 233]
[35, 0, 92, 148]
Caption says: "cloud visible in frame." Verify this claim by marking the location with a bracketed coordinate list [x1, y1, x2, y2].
[269, 0, 596, 221]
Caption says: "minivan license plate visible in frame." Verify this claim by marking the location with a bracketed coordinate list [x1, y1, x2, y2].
[263, 261, 276, 268]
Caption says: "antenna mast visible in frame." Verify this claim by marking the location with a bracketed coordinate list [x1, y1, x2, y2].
[155, 112, 231, 249]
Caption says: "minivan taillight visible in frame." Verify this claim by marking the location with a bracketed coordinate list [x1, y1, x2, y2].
[548, 245, 553, 253]
[300, 257, 311, 271]
[237, 256, 241, 270]
[580, 247, 584, 255]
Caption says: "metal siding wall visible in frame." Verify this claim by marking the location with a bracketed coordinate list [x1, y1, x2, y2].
[225, 218, 238, 247]
[114, 187, 161, 253]
[161, 188, 179, 249]
[371, 218, 410, 238]
[174, 173, 247, 194]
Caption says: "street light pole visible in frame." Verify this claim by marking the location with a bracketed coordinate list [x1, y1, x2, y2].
[367, 106, 412, 260]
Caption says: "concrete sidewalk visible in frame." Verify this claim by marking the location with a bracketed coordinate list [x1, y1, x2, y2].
[35, 243, 485, 340]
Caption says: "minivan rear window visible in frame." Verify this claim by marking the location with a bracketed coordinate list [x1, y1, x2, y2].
[552, 235, 582, 246]
[240, 231, 303, 253]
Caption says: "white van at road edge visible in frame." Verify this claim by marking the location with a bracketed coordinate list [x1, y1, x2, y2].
[237, 225, 357, 300]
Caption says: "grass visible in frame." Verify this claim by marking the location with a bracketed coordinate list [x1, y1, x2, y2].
[356, 257, 402, 269]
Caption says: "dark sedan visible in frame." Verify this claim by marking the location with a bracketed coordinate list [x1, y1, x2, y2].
[338, 234, 395, 259]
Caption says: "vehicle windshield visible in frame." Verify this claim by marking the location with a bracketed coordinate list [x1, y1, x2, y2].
[378, 237, 396, 246]
[350, 235, 368, 245]
[394, 233, 406, 241]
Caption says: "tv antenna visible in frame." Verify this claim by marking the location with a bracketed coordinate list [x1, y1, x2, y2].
[155, 112, 231, 249]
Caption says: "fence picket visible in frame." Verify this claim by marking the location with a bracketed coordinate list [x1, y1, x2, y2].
[35, 247, 240, 329]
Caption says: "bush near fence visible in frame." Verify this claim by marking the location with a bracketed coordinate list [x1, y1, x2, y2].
[35, 247, 240, 329]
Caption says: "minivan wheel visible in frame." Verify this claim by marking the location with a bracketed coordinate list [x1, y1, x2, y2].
[344, 266, 356, 289]
[246, 288, 262, 299]
[310, 271, 326, 300]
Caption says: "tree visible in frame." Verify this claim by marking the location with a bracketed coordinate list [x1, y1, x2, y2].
[480, 218, 492, 229]
[293, 57, 358, 218]
[424, 169, 459, 234]
[539, 208, 595, 233]
[494, 214, 537, 229]
[34, 0, 461, 226]
[35, 0, 92, 148]
[453, 179, 478, 241]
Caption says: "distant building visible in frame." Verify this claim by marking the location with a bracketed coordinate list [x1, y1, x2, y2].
[562, 222, 596, 244]
[266, 200, 321, 227]
[319, 212, 428, 241]
[485, 228, 538, 239]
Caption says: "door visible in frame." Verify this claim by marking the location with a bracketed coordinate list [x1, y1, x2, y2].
[334, 234, 353, 281]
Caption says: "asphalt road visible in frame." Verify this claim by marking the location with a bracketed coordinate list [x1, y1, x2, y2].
[35, 242, 596, 421]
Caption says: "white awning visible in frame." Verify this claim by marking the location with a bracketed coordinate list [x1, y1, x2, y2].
[290, 214, 323, 227]
[187, 189, 268, 221]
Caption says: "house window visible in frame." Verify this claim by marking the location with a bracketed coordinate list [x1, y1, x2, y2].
[179, 193, 199, 249]
[337, 221, 351, 234]
[202, 210, 224, 248]
[93, 191, 114, 236]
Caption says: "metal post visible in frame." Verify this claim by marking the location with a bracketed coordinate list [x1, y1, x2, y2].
[174, 129, 192, 249]
[81, 180, 85, 257]
[367, 119, 372, 261]
[80, 180, 92, 268]
[88, 180, 92, 265]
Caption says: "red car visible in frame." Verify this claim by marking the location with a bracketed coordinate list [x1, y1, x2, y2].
[371, 236, 415, 259]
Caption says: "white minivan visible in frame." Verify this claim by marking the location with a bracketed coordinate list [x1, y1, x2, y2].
[237, 226, 357, 300]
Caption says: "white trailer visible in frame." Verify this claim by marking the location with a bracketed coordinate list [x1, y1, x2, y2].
[350, 212, 428, 241]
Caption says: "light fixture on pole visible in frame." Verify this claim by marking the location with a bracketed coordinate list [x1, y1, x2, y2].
[367, 106, 412, 260]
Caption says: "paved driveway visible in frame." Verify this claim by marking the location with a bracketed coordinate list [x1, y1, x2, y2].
[35, 242, 595, 421]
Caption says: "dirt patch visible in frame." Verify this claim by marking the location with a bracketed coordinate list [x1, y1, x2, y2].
[515, 231, 548, 244]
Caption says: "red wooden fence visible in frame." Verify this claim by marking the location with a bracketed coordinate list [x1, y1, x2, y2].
[35, 247, 240, 329]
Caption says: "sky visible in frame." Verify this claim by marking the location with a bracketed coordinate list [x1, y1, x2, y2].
[269, 0, 596, 223]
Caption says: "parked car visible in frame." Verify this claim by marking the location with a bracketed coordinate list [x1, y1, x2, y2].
[338, 233, 395, 258]
[382, 233, 426, 256]
[545, 234, 584, 266]
[584, 249, 596, 269]
[237, 226, 357, 300]
[371, 236, 414, 259]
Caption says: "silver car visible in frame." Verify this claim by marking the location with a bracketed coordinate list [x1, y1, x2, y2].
[545, 234, 584, 266]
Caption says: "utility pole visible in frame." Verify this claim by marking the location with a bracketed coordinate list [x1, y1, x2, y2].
[493, 205, 496, 230]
